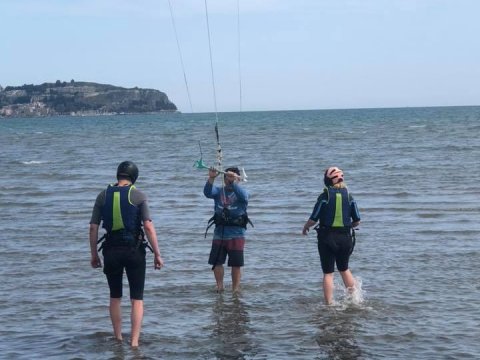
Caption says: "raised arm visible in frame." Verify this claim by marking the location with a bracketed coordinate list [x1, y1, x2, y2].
[204, 168, 220, 198]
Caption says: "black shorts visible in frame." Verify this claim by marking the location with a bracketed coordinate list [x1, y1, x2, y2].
[103, 246, 146, 300]
[208, 238, 245, 267]
[316, 228, 353, 274]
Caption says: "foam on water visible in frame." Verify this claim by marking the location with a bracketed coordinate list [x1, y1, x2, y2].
[20, 160, 46, 165]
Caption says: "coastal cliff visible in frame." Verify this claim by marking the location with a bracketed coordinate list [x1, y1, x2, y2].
[0, 80, 177, 117]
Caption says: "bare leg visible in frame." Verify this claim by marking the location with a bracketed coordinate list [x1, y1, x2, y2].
[323, 273, 334, 305]
[130, 299, 144, 347]
[339, 269, 356, 292]
[231, 266, 241, 293]
[109, 297, 123, 341]
[213, 265, 224, 292]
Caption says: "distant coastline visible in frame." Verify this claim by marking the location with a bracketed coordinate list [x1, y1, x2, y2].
[0, 80, 177, 118]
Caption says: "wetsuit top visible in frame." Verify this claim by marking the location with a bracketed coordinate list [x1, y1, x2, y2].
[309, 187, 360, 228]
[204, 181, 249, 240]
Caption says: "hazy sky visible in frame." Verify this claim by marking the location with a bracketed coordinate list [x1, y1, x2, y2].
[1, 0, 479, 113]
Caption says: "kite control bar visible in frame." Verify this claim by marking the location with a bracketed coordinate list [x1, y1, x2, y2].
[194, 159, 248, 182]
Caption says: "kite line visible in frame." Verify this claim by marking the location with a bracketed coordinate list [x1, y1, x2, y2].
[193, 0, 247, 181]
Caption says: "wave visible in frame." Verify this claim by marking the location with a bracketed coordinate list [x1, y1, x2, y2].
[408, 124, 427, 128]
[20, 160, 46, 165]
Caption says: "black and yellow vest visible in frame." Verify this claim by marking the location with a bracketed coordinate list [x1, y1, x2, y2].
[319, 187, 353, 228]
[101, 184, 142, 242]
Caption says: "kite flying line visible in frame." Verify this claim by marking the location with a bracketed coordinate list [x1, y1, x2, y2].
[193, 0, 247, 182]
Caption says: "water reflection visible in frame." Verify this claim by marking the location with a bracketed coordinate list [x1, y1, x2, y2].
[312, 307, 363, 360]
[66, 332, 154, 360]
[210, 294, 253, 360]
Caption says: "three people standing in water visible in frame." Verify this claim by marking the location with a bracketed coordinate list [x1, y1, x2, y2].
[89, 162, 360, 346]
[302, 167, 361, 305]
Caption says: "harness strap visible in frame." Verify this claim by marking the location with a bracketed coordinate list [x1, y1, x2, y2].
[350, 228, 357, 255]
[96, 229, 153, 253]
[140, 228, 154, 253]
[204, 213, 253, 238]
[97, 234, 106, 251]
[204, 215, 216, 238]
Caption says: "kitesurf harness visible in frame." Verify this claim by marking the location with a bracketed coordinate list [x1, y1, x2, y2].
[97, 184, 152, 253]
[204, 207, 253, 238]
[97, 228, 153, 253]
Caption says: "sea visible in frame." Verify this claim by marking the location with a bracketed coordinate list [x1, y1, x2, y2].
[0, 106, 479, 359]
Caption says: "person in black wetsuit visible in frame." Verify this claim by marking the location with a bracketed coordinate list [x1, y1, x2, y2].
[89, 161, 163, 347]
[302, 166, 361, 304]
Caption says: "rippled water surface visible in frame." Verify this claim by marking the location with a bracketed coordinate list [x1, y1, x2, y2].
[1, 107, 479, 359]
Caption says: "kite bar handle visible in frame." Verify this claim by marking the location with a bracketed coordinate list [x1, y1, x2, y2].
[194, 160, 248, 182]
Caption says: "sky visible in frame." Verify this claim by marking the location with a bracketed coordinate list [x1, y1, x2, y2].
[1, 0, 480, 113]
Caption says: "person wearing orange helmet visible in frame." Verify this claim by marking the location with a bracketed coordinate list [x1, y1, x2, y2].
[302, 166, 361, 305]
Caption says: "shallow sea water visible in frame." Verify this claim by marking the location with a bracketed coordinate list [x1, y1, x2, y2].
[0, 106, 479, 359]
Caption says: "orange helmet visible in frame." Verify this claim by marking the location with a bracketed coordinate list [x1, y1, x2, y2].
[324, 166, 344, 186]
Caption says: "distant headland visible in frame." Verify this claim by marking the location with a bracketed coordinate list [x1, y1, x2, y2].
[0, 80, 177, 118]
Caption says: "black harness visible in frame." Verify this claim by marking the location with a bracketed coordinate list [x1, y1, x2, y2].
[204, 208, 253, 238]
[97, 228, 153, 253]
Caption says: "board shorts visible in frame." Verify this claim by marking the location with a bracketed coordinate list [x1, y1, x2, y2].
[316, 227, 353, 274]
[208, 237, 245, 267]
[103, 245, 146, 300]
